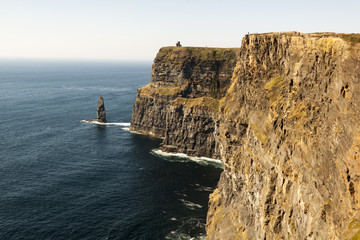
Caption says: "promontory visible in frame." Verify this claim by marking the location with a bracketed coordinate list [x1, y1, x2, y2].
[130, 32, 360, 240]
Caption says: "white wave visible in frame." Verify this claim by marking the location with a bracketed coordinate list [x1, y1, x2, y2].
[128, 129, 144, 135]
[166, 233, 205, 240]
[165, 217, 206, 240]
[81, 120, 130, 126]
[121, 127, 130, 131]
[179, 199, 203, 210]
[195, 186, 214, 192]
[151, 149, 222, 168]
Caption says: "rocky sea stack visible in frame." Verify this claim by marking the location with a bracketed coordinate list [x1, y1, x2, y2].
[130, 32, 360, 239]
[97, 96, 106, 123]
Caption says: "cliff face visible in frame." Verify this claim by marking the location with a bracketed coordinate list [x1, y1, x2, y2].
[207, 33, 360, 240]
[130, 46, 239, 158]
[130, 33, 360, 239]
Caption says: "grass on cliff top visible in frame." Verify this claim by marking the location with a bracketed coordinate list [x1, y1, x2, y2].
[138, 84, 154, 95]
[157, 46, 240, 61]
[174, 96, 220, 112]
[340, 34, 360, 45]
[311, 33, 360, 45]
[139, 84, 182, 96]
[157, 87, 182, 96]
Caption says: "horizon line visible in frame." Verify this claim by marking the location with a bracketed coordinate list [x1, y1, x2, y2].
[0, 57, 154, 63]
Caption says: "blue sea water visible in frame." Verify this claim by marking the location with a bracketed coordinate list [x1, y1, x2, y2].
[0, 60, 222, 240]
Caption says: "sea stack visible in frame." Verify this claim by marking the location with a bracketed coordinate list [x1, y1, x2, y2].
[97, 96, 106, 123]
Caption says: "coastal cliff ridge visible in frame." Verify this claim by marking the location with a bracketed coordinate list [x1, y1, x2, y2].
[130, 32, 360, 239]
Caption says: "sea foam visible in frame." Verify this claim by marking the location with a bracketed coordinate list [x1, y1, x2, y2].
[165, 217, 206, 240]
[151, 149, 222, 168]
[81, 120, 130, 126]
[179, 199, 203, 210]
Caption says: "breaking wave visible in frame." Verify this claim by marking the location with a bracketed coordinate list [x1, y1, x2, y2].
[81, 120, 130, 126]
[165, 217, 206, 240]
[151, 149, 222, 168]
[179, 199, 203, 210]
[192, 184, 214, 192]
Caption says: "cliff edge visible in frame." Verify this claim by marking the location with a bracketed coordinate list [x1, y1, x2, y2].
[130, 33, 360, 239]
[130, 46, 240, 158]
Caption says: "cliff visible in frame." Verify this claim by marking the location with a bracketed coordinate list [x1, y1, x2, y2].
[130, 33, 360, 239]
[130, 46, 240, 158]
[207, 32, 360, 240]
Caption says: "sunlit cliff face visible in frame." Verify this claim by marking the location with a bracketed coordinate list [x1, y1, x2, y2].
[208, 33, 360, 240]
[130, 33, 360, 240]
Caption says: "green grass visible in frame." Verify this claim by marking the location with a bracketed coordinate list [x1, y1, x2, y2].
[264, 76, 285, 105]
[348, 219, 360, 240]
[350, 230, 360, 240]
[156, 87, 182, 96]
[174, 96, 220, 112]
[340, 34, 360, 45]
[310, 33, 360, 45]
[264, 76, 284, 90]
[158, 46, 240, 62]
[349, 219, 360, 230]
[251, 124, 267, 144]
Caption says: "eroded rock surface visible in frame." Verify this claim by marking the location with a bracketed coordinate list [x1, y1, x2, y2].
[97, 96, 106, 123]
[208, 32, 360, 240]
[130, 47, 239, 158]
[130, 33, 360, 239]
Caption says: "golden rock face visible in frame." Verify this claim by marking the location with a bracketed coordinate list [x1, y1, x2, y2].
[130, 33, 360, 239]
[130, 46, 239, 158]
[208, 33, 360, 240]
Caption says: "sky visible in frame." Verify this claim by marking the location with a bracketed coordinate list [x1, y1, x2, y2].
[0, 0, 359, 61]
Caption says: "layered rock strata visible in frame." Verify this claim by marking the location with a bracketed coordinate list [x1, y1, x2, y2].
[130, 33, 360, 239]
[130, 47, 239, 158]
[207, 33, 360, 240]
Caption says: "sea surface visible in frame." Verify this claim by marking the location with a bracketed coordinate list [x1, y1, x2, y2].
[0, 60, 222, 240]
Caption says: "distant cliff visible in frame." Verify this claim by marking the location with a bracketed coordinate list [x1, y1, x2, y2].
[130, 46, 239, 158]
[130, 33, 360, 239]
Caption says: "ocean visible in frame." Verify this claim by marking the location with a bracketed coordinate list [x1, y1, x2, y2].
[0, 60, 222, 240]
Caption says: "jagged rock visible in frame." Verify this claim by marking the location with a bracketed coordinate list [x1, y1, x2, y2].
[97, 96, 106, 123]
[130, 46, 239, 158]
[130, 33, 360, 240]
[207, 32, 360, 240]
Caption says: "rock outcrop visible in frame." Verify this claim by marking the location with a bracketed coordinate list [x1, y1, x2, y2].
[130, 33, 360, 239]
[97, 96, 106, 123]
[130, 47, 239, 158]
[206, 32, 360, 240]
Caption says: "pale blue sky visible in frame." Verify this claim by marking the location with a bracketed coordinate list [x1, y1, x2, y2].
[0, 0, 359, 61]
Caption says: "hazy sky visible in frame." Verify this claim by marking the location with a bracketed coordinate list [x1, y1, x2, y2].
[0, 0, 359, 61]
